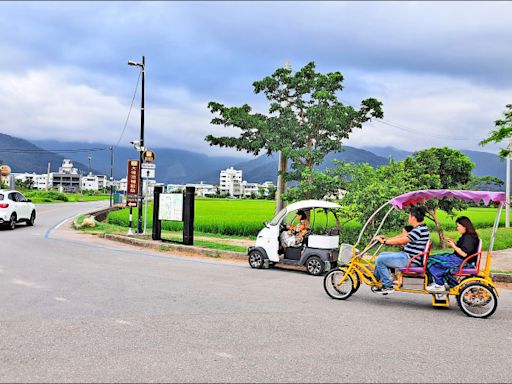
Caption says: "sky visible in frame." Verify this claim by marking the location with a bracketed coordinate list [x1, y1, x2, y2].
[0, 1, 511, 158]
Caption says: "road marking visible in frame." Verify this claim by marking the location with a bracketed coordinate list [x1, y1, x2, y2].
[55, 297, 69, 302]
[215, 352, 234, 359]
[11, 278, 42, 289]
[115, 319, 133, 326]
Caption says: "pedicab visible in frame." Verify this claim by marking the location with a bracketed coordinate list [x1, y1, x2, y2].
[323, 190, 505, 318]
[248, 200, 341, 275]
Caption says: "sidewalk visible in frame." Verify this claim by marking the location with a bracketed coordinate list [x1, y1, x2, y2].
[490, 249, 512, 272]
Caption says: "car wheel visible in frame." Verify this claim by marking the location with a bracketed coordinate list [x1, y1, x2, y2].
[8, 214, 16, 230]
[27, 211, 36, 226]
[248, 249, 265, 269]
[306, 256, 324, 276]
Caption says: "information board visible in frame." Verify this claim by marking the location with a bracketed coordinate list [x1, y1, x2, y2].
[126, 160, 140, 207]
[159, 193, 183, 221]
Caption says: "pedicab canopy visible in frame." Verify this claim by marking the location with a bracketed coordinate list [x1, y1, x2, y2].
[389, 190, 506, 210]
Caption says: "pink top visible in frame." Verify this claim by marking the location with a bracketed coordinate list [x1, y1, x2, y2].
[389, 189, 506, 210]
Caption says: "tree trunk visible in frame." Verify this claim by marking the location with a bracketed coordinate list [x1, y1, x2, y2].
[429, 208, 446, 249]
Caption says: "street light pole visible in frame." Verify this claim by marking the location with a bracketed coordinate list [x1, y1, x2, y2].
[128, 56, 145, 234]
[506, 139, 511, 228]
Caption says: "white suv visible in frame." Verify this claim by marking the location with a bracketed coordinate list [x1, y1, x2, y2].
[0, 190, 36, 230]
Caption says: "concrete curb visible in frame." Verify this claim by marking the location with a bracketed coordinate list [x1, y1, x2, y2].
[491, 273, 512, 283]
[103, 233, 247, 260]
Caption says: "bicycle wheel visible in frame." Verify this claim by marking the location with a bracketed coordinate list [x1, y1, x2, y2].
[457, 282, 497, 319]
[324, 268, 355, 300]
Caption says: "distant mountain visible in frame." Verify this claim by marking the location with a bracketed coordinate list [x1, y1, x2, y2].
[363, 146, 506, 182]
[232, 146, 389, 183]
[31, 139, 245, 183]
[0, 133, 89, 174]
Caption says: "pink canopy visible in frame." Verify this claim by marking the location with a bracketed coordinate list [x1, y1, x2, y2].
[389, 189, 506, 210]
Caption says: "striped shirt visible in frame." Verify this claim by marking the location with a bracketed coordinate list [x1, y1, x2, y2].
[403, 224, 430, 262]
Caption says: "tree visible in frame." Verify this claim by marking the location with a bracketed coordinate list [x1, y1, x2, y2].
[206, 62, 383, 199]
[404, 147, 475, 246]
[479, 104, 512, 157]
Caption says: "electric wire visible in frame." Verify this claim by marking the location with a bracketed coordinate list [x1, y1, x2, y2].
[114, 70, 141, 149]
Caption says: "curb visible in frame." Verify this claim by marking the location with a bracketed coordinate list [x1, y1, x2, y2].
[491, 273, 512, 283]
[103, 233, 247, 260]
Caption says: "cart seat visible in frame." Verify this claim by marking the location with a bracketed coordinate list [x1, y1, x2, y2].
[455, 238, 483, 276]
[399, 240, 432, 276]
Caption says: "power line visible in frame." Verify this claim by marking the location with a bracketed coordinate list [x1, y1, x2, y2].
[0, 147, 108, 153]
[376, 119, 472, 141]
[114, 70, 141, 149]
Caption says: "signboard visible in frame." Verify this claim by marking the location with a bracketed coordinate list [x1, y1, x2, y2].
[126, 160, 140, 207]
[159, 193, 183, 221]
[0, 165, 11, 177]
[142, 169, 155, 179]
[141, 163, 156, 169]
[143, 149, 155, 163]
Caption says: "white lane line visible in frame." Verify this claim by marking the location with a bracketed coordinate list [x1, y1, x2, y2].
[215, 352, 234, 359]
[11, 278, 43, 289]
[115, 319, 133, 326]
[54, 297, 69, 302]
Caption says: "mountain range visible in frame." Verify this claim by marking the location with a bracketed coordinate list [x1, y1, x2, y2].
[0, 133, 507, 187]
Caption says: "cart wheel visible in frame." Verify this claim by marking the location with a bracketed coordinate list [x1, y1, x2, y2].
[457, 282, 497, 319]
[306, 256, 324, 276]
[248, 249, 265, 269]
[323, 268, 355, 300]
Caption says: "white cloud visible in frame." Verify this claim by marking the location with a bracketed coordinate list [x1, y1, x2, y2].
[345, 72, 511, 153]
[0, 68, 246, 157]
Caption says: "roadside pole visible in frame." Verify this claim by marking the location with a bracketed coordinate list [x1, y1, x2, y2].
[506, 142, 510, 228]
[143, 179, 149, 234]
[128, 208, 133, 235]
[46, 162, 50, 191]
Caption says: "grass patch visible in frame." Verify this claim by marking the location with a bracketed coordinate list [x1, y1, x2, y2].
[24, 190, 110, 204]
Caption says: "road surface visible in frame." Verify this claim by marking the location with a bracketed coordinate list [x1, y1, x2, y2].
[1, 202, 511, 382]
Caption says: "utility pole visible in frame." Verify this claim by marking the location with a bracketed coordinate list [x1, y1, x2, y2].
[109, 146, 114, 208]
[128, 56, 145, 234]
[46, 162, 51, 191]
[87, 156, 92, 175]
[506, 138, 511, 228]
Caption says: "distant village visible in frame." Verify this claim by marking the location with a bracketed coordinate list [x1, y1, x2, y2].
[10, 160, 275, 199]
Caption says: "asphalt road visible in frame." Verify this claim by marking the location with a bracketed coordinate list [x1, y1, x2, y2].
[1, 202, 511, 383]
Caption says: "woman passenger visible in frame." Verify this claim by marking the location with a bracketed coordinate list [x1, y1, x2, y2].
[426, 216, 480, 293]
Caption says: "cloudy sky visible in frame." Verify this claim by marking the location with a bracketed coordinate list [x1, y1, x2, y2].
[0, 1, 511, 157]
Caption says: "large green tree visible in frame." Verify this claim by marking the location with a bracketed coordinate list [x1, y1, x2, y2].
[206, 62, 383, 198]
[479, 104, 512, 157]
[404, 147, 475, 246]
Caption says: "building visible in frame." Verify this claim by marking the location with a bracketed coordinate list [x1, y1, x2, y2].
[51, 159, 81, 192]
[81, 173, 99, 191]
[242, 181, 260, 198]
[220, 167, 243, 198]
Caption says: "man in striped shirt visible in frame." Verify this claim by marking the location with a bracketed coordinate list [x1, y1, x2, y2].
[374, 206, 430, 294]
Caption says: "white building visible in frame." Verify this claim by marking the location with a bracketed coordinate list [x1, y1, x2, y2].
[242, 181, 260, 198]
[81, 173, 99, 191]
[220, 167, 243, 198]
[114, 178, 127, 193]
[52, 159, 81, 192]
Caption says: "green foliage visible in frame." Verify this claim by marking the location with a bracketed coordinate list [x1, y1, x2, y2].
[480, 103, 512, 157]
[206, 61, 383, 199]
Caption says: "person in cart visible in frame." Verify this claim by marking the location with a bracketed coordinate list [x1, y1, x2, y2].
[280, 209, 310, 247]
[374, 206, 430, 294]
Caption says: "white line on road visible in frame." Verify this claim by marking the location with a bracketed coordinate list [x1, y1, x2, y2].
[11, 278, 43, 289]
[215, 352, 234, 359]
[54, 297, 69, 302]
[115, 319, 133, 326]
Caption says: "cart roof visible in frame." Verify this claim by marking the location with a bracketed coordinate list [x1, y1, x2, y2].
[285, 200, 341, 213]
[389, 189, 506, 210]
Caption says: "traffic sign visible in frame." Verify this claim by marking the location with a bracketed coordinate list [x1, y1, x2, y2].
[141, 163, 156, 169]
[143, 149, 155, 163]
[142, 169, 155, 179]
